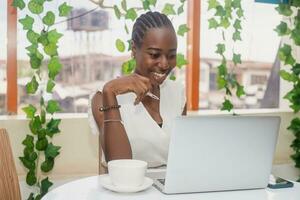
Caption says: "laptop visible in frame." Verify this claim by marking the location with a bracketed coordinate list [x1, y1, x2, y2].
[153, 116, 280, 194]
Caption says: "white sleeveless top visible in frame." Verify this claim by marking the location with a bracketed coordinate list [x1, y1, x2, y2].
[88, 79, 185, 168]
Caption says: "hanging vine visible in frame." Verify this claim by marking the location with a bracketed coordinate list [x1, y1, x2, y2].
[12, 0, 72, 199]
[207, 0, 245, 111]
[274, 1, 300, 182]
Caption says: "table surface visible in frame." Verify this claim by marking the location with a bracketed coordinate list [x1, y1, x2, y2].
[42, 175, 300, 200]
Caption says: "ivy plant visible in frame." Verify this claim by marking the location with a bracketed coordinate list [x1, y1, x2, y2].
[12, 0, 72, 199]
[274, 1, 300, 182]
[91, 0, 189, 79]
[207, 0, 245, 111]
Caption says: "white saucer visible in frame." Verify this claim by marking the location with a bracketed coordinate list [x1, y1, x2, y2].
[99, 174, 153, 193]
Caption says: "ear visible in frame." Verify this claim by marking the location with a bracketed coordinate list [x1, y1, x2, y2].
[131, 40, 137, 58]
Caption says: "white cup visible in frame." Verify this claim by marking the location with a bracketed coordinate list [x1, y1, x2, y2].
[108, 159, 147, 188]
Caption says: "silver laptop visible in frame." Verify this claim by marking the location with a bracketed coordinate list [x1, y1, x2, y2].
[154, 116, 280, 194]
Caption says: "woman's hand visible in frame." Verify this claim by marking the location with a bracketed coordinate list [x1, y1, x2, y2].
[103, 73, 152, 105]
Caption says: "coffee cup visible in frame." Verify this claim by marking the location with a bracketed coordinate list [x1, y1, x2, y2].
[108, 159, 147, 188]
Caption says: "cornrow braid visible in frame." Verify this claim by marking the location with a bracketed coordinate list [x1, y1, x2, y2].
[132, 11, 175, 48]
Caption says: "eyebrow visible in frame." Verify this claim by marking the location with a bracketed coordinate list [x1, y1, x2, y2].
[147, 47, 177, 52]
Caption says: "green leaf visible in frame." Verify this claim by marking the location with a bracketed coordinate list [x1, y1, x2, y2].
[177, 4, 184, 15]
[231, 0, 241, 9]
[28, 0, 44, 14]
[27, 30, 40, 44]
[41, 109, 46, 124]
[46, 100, 61, 114]
[220, 18, 230, 28]
[208, 0, 219, 10]
[45, 143, 61, 158]
[176, 53, 188, 68]
[218, 63, 227, 76]
[19, 15, 34, 30]
[38, 31, 49, 46]
[215, 6, 226, 17]
[44, 43, 58, 56]
[169, 74, 176, 80]
[47, 79, 55, 93]
[42, 11, 55, 26]
[29, 53, 42, 69]
[143, 0, 150, 10]
[26, 76, 39, 94]
[275, 4, 293, 16]
[148, 0, 157, 6]
[12, 0, 25, 10]
[278, 44, 295, 66]
[121, 0, 127, 11]
[40, 177, 53, 195]
[208, 18, 218, 29]
[162, 3, 176, 16]
[19, 157, 35, 170]
[46, 118, 61, 137]
[122, 59, 136, 74]
[236, 8, 244, 18]
[47, 29, 63, 43]
[24, 149, 37, 161]
[22, 135, 34, 149]
[127, 39, 132, 51]
[274, 22, 291, 36]
[48, 57, 62, 79]
[41, 158, 54, 172]
[217, 76, 226, 89]
[236, 83, 245, 97]
[221, 99, 233, 111]
[59, 2, 72, 17]
[26, 170, 37, 186]
[125, 8, 137, 21]
[233, 19, 242, 30]
[279, 70, 298, 82]
[291, 29, 300, 45]
[292, 63, 300, 75]
[26, 44, 38, 54]
[29, 116, 42, 135]
[177, 24, 190, 36]
[232, 53, 241, 65]
[216, 43, 225, 55]
[288, 117, 300, 134]
[115, 39, 125, 52]
[22, 104, 36, 118]
[292, 0, 300, 7]
[36, 138, 48, 151]
[125, 24, 129, 34]
[113, 5, 121, 19]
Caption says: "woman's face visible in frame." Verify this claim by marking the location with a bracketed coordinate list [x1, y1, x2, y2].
[132, 27, 177, 87]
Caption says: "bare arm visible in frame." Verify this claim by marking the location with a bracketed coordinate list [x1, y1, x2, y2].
[91, 74, 151, 162]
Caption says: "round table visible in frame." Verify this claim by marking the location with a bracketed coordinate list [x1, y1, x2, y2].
[42, 175, 300, 200]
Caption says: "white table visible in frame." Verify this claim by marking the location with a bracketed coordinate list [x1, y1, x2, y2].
[42, 175, 300, 200]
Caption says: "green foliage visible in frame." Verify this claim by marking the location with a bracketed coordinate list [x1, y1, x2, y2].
[177, 24, 190, 36]
[275, 2, 300, 181]
[162, 3, 176, 16]
[125, 8, 137, 21]
[176, 53, 188, 68]
[116, 39, 125, 52]
[12, 0, 69, 197]
[208, 0, 245, 112]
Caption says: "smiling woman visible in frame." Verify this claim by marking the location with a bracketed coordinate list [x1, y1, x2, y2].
[90, 11, 186, 168]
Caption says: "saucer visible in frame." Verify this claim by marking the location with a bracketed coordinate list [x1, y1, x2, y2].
[99, 174, 153, 193]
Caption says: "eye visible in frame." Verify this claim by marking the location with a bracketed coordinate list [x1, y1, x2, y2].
[168, 54, 176, 59]
[149, 53, 160, 59]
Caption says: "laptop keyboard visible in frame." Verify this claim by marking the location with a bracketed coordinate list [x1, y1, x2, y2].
[158, 179, 165, 185]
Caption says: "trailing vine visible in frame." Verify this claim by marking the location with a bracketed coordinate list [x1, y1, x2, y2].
[274, 1, 300, 181]
[89, 0, 189, 79]
[12, 0, 72, 199]
[207, 0, 245, 111]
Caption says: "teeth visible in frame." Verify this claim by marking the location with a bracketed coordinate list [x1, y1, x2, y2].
[153, 72, 165, 78]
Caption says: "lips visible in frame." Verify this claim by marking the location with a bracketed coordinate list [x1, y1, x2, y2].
[151, 71, 168, 84]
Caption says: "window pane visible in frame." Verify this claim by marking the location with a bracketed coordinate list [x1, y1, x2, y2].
[0, 1, 7, 114]
[200, 1, 281, 109]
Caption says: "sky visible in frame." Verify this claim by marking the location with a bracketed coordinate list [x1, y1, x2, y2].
[0, 0, 281, 62]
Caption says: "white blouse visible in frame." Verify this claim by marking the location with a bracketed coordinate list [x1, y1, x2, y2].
[88, 79, 186, 168]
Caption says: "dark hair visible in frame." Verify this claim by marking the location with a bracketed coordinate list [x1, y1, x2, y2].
[132, 11, 175, 48]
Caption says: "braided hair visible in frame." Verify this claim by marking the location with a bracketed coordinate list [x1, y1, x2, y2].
[132, 11, 175, 49]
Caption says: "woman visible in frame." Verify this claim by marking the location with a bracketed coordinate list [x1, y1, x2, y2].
[90, 11, 186, 168]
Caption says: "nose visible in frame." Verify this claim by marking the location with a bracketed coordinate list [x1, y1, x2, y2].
[158, 55, 169, 70]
